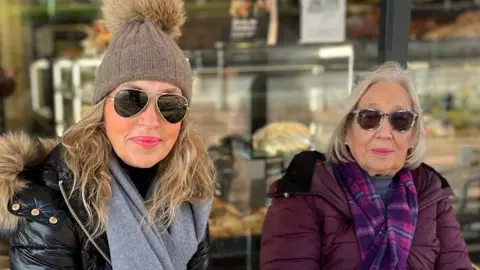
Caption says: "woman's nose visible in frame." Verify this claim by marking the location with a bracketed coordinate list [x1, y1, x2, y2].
[138, 99, 162, 127]
[375, 117, 393, 140]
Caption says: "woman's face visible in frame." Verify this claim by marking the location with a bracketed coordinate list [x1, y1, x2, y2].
[346, 82, 414, 176]
[104, 80, 183, 168]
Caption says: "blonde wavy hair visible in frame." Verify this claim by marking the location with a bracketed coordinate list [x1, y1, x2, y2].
[327, 61, 426, 169]
[60, 99, 215, 238]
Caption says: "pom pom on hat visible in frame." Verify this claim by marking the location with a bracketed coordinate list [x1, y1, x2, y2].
[102, 0, 186, 40]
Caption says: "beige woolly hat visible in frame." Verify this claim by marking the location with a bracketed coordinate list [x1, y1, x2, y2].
[92, 0, 192, 104]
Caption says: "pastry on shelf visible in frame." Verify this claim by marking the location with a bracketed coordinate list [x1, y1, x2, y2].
[209, 197, 267, 238]
[424, 10, 480, 40]
[243, 208, 267, 235]
[347, 7, 380, 39]
[209, 214, 246, 237]
[409, 17, 441, 40]
[423, 25, 456, 40]
[209, 197, 245, 238]
[252, 121, 312, 157]
[211, 197, 243, 216]
[457, 10, 480, 26]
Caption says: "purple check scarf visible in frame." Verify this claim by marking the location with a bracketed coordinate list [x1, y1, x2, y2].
[332, 162, 418, 270]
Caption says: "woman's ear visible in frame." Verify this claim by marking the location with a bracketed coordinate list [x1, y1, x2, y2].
[344, 125, 352, 145]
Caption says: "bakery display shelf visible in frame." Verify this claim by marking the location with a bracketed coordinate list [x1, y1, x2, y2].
[408, 39, 480, 60]
[19, 2, 230, 19]
[21, 3, 100, 17]
[185, 39, 480, 71]
[412, 0, 480, 12]
[21, 1, 337, 20]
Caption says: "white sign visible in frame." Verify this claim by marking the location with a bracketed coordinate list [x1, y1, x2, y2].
[300, 0, 346, 44]
[230, 18, 258, 40]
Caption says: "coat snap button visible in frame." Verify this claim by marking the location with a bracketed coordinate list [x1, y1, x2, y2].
[31, 208, 40, 216]
[11, 203, 20, 211]
[284, 193, 290, 198]
[49, 216, 58, 225]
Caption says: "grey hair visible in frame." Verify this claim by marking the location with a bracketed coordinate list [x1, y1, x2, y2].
[326, 61, 426, 169]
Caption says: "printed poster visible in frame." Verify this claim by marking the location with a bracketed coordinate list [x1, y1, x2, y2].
[229, 0, 277, 43]
[300, 0, 346, 43]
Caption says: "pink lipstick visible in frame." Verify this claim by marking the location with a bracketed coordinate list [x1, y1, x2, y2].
[371, 148, 393, 156]
[130, 136, 162, 148]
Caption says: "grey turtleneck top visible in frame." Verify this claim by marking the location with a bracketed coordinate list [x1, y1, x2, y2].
[325, 162, 393, 205]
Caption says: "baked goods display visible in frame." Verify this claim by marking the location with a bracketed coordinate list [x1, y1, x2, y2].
[252, 122, 312, 157]
[347, 7, 380, 39]
[230, 0, 253, 18]
[209, 197, 267, 238]
[347, 2, 480, 41]
[424, 11, 480, 41]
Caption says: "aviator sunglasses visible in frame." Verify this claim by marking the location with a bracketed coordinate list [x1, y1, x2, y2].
[108, 88, 189, 124]
[351, 108, 418, 133]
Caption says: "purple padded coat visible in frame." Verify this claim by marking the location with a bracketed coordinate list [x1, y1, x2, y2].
[261, 151, 473, 270]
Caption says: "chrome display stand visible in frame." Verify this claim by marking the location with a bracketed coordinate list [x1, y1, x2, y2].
[30, 59, 52, 120]
[31, 57, 102, 136]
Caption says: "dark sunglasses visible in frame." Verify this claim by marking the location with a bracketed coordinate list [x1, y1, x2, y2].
[108, 88, 189, 124]
[351, 108, 418, 132]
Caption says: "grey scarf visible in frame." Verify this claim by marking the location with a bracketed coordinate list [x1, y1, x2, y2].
[106, 157, 212, 270]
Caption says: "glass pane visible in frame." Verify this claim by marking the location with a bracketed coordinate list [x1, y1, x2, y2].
[409, 2, 480, 264]
[0, 0, 386, 269]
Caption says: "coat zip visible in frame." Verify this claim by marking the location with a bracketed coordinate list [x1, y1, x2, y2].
[272, 191, 352, 220]
[275, 188, 455, 221]
[59, 180, 112, 266]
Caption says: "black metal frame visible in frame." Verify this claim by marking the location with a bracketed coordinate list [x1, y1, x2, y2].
[378, 0, 412, 67]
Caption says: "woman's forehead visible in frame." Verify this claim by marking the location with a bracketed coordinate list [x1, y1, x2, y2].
[358, 82, 412, 110]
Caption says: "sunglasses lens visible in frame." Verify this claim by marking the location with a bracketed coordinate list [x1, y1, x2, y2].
[114, 89, 149, 118]
[390, 111, 415, 132]
[357, 110, 382, 130]
[157, 94, 188, 124]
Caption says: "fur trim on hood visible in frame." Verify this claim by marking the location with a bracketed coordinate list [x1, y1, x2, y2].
[0, 132, 58, 235]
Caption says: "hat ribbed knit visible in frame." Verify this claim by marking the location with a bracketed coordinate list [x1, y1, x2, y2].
[92, 19, 192, 104]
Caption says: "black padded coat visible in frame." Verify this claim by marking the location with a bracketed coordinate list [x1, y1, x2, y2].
[0, 133, 210, 270]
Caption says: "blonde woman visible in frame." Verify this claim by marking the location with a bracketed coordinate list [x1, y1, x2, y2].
[260, 62, 472, 269]
[0, 0, 214, 269]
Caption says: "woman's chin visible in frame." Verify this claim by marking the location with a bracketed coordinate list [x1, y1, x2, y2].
[123, 153, 165, 168]
[366, 163, 400, 176]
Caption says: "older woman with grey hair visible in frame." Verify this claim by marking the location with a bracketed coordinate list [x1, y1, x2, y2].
[260, 62, 472, 270]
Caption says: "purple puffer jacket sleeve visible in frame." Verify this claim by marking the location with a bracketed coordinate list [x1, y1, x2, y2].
[435, 198, 473, 270]
[260, 195, 322, 270]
